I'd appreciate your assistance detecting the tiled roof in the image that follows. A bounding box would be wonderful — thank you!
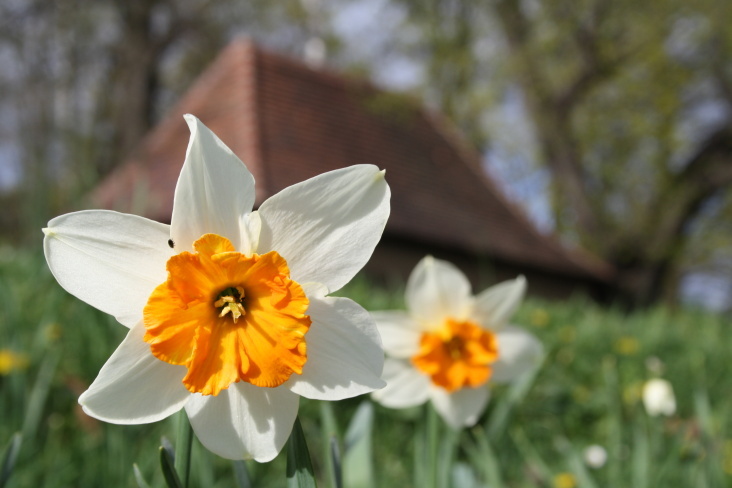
[93,39,613,282]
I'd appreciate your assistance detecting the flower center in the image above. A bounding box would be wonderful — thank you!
[214,286,246,322]
[411,318,498,392]
[143,233,311,396]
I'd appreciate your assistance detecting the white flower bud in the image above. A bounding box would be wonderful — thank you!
[642,378,676,417]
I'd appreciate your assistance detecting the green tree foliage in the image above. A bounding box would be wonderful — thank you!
[385,0,732,305]
[0,0,327,245]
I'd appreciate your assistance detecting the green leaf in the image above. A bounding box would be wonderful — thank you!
[286,417,317,488]
[486,361,542,438]
[343,401,374,488]
[174,411,193,488]
[21,350,60,441]
[160,444,183,488]
[0,433,22,488]
[465,426,504,488]
[329,436,342,488]
[320,402,341,488]
[233,460,252,488]
[132,463,152,488]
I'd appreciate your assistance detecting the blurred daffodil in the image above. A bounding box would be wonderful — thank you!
[43,115,390,461]
[642,378,676,417]
[371,256,542,428]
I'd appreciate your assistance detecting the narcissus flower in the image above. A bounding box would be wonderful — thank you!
[371,256,542,428]
[43,115,390,461]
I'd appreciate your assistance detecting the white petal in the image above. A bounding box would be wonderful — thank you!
[491,326,543,383]
[170,115,255,252]
[302,281,329,298]
[473,276,526,330]
[78,322,189,424]
[185,383,299,462]
[371,359,430,408]
[429,385,490,429]
[371,311,422,358]
[239,210,261,256]
[43,210,172,328]
[405,256,473,329]
[257,165,390,293]
[285,297,385,400]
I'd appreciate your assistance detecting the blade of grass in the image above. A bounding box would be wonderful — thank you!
[174,410,193,488]
[320,401,340,488]
[160,444,183,488]
[21,349,60,441]
[437,425,459,488]
[554,437,599,488]
[132,463,152,488]
[232,460,252,488]
[330,436,342,488]
[486,362,543,438]
[343,401,375,488]
[464,426,504,488]
[509,428,552,484]
[0,433,22,488]
[286,416,317,488]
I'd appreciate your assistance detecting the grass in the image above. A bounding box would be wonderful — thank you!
[1,244,731,487]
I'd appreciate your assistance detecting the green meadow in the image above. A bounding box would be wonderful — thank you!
[1,246,730,487]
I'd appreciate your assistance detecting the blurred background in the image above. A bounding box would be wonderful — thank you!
[1,0,732,310]
[1,1,732,486]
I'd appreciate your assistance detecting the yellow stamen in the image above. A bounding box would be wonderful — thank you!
[411,318,498,392]
[143,233,311,396]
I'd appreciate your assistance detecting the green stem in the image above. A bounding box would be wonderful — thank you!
[175,411,193,488]
[426,403,440,488]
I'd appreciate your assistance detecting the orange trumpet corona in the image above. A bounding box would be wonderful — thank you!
[143,234,311,396]
[412,318,498,392]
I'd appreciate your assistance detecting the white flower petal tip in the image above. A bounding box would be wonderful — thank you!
[429,386,490,429]
[642,378,676,417]
[78,323,189,424]
[42,210,172,328]
[405,256,473,328]
[171,114,256,252]
[371,359,430,408]
[186,384,299,462]
[256,164,390,293]
[473,275,527,330]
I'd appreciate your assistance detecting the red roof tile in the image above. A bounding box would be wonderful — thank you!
[93,39,613,282]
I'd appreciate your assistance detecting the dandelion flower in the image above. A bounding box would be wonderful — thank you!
[0,350,29,375]
[43,115,390,461]
[642,378,676,417]
[553,472,576,488]
[371,256,542,428]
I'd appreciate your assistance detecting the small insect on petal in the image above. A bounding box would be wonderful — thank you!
[168,239,175,248]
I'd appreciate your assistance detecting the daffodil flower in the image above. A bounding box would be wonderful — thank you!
[371,256,542,428]
[43,115,390,461]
